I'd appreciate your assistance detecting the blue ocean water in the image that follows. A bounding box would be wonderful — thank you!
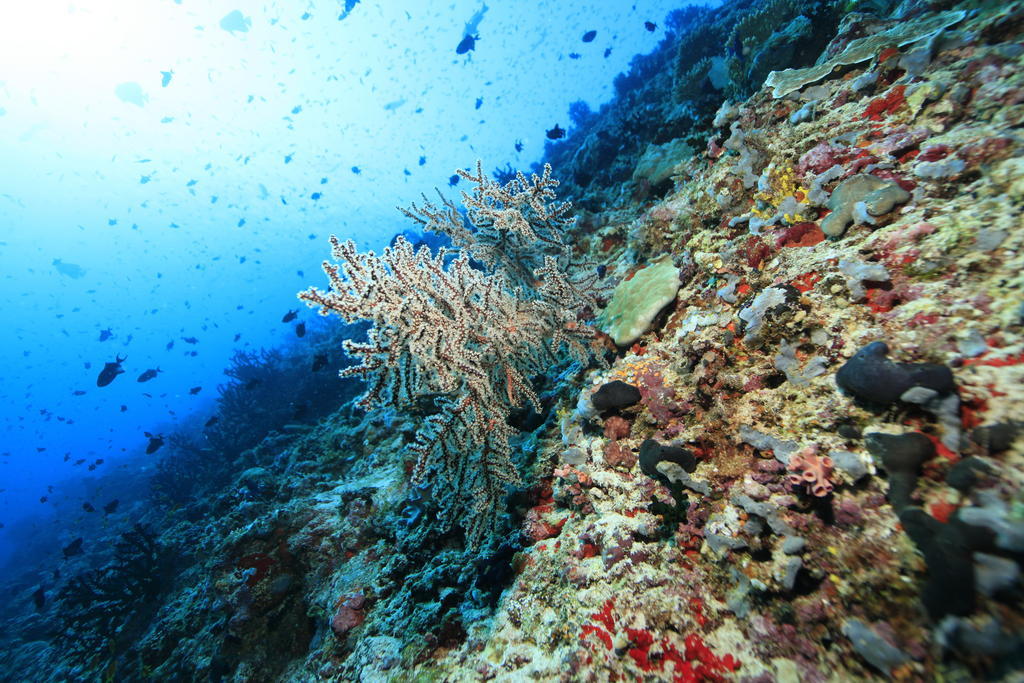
[0,0,700,635]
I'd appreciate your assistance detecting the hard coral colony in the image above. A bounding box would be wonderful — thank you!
[10,1,1024,682]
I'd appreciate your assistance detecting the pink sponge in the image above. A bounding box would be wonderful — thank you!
[788,446,834,497]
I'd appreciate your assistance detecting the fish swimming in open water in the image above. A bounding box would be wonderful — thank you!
[96,355,126,387]
[137,367,162,382]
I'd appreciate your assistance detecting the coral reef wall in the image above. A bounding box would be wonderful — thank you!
[4,1,1023,681]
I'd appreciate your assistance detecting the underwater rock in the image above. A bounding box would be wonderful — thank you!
[836,342,954,407]
[959,491,1024,553]
[738,424,800,465]
[974,553,1020,597]
[842,618,911,674]
[737,286,797,347]
[866,432,934,511]
[591,380,642,412]
[632,139,694,187]
[829,450,868,483]
[820,174,911,238]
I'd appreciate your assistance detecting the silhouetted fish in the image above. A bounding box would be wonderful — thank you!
[72,390,86,396]
[295,322,306,337]
[546,124,565,140]
[645,21,656,32]
[282,309,299,323]
[582,30,596,42]
[62,537,84,559]
[137,367,162,382]
[182,336,198,344]
[312,353,328,372]
[53,259,86,278]
[96,354,126,387]
[98,328,113,341]
[456,34,477,54]
[144,432,164,454]
[33,587,45,610]
[205,416,220,427]
[103,499,119,514]
[189,386,202,395]
[82,503,95,513]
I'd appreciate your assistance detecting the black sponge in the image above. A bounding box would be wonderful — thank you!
[591,380,642,412]
[836,341,954,407]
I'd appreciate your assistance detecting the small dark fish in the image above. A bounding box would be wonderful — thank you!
[312,352,328,372]
[597,264,608,279]
[455,34,477,54]
[74,459,86,466]
[514,140,524,153]
[53,258,86,279]
[39,496,48,503]
[120,405,128,412]
[189,386,202,395]
[604,47,612,58]
[87,464,96,471]
[281,309,298,323]
[33,586,45,610]
[182,336,198,344]
[166,340,175,350]
[448,174,459,187]
[161,70,173,87]
[295,322,306,337]
[144,432,164,454]
[569,52,581,60]
[96,354,126,387]
[582,30,596,42]
[644,21,656,32]
[234,333,241,341]
[244,378,263,389]
[474,97,483,110]
[82,502,95,513]
[103,499,119,514]
[63,454,70,462]
[94,458,104,465]
[98,328,113,341]
[62,537,84,558]
[205,416,220,427]
[72,390,86,396]
[136,367,162,382]
[546,124,566,140]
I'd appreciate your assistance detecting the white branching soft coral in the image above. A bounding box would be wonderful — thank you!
[299,162,602,545]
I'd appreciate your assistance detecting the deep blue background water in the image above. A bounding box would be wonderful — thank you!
[0,0,709,567]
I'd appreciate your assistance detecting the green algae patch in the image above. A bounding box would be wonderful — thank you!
[600,256,681,346]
